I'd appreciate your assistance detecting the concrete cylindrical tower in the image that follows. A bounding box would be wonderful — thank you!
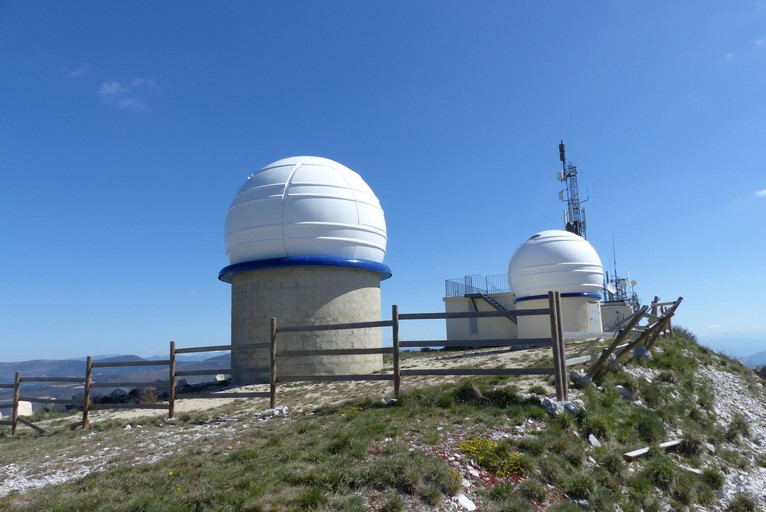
[508,230,603,339]
[219,156,391,384]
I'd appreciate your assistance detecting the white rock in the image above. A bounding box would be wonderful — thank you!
[456,493,477,511]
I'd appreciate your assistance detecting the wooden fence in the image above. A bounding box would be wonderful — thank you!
[1,293,682,436]
[272,291,568,403]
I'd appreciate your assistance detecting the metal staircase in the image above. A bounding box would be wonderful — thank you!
[466,293,517,324]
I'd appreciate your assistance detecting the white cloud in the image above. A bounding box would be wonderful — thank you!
[98,81,128,97]
[755,38,765,46]
[97,78,157,111]
[755,189,766,197]
[117,97,148,112]
[67,64,91,79]
[724,53,736,61]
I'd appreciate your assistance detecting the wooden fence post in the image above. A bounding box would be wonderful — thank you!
[270,318,277,409]
[554,292,568,401]
[12,372,20,436]
[548,292,565,401]
[392,305,400,399]
[645,297,683,351]
[168,341,176,418]
[82,356,93,429]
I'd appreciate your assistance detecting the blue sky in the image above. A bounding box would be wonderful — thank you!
[1,1,765,362]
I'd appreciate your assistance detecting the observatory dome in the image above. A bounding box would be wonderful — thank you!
[221,156,389,281]
[508,230,603,301]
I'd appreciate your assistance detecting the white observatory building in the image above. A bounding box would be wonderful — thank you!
[509,230,604,338]
[219,156,391,384]
[444,230,604,341]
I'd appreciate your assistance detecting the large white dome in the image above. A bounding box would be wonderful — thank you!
[508,230,603,300]
[224,156,387,266]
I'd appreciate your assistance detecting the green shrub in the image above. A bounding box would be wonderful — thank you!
[547,502,582,512]
[701,467,725,490]
[528,385,547,396]
[518,478,548,502]
[726,413,750,442]
[381,493,404,512]
[642,455,676,490]
[563,470,595,499]
[582,413,612,440]
[547,436,585,467]
[515,437,545,456]
[488,482,515,502]
[633,413,666,444]
[293,487,329,510]
[335,495,365,512]
[416,482,443,506]
[363,446,461,499]
[595,450,625,481]
[697,388,715,410]
[727,492,759,512]
[537,456,567,485]
[495,495,533,512]
[671,472,697,505]
[680,430,705,456]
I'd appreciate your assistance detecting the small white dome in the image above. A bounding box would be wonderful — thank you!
[225,156,387,265]
[508,230,603,299]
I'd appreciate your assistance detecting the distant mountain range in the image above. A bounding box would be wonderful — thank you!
[0,354,231,385]
[742,350,766,368]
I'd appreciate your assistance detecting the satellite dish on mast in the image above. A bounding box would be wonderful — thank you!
[630,280,638,287]
[606,282,617,294]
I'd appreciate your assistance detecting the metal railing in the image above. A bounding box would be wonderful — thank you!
[445,274,510,297]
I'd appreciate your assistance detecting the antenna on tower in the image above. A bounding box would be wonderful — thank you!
[556,140,587,239]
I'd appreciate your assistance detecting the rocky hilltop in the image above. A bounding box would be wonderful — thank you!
[1,330,764,511]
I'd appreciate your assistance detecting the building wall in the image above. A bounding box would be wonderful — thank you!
[230,267,383,383]
[601,303,636,332]
[517,296,603,339]
[443,293,518,341]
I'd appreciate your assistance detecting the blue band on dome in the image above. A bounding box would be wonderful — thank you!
[515,292,602,303]
[219,256,392,283]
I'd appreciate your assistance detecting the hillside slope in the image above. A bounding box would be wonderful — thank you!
[1,331,765,511]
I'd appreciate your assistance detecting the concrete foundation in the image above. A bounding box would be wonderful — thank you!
[517,296,603,339]
[230,267,383,383]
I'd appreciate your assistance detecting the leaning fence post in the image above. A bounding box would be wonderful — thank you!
[548,292,564,401]
[12,372,20,436]
[168,341,176,418]
[588,305,649,379]
[392,305,400,399]
[82,356,93,429]
[270,318,277,409]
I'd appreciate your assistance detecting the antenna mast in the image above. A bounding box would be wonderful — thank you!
[557,140,587,239]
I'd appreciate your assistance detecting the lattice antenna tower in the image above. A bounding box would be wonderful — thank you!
[557,140,587,239]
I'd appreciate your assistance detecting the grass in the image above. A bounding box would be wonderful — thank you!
[1,328,763,511]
